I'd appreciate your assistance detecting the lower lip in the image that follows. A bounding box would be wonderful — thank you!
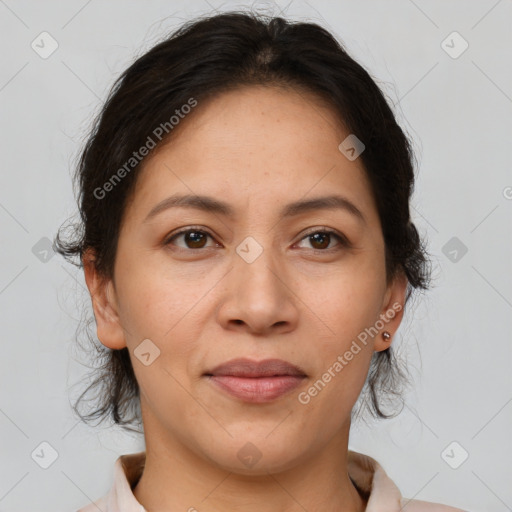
[207,375,305,403]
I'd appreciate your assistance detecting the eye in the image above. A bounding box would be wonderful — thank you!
[295,229,349,251]
[164,227,219,250]
[164,227,350,252]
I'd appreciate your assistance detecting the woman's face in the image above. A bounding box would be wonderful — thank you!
[85,85,407,473]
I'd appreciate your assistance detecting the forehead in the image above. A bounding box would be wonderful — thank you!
[126,85,377,225]
[165,84,348,161]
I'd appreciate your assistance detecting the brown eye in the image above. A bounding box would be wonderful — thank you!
[165,228,216,249]
[309,232,331,250]
[297,229,349,251]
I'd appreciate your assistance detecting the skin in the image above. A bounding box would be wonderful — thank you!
[83,85,408,512]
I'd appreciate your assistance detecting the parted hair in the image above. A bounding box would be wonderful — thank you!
[55,10,431,433]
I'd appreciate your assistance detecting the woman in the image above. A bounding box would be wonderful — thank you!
[56,10,468,512]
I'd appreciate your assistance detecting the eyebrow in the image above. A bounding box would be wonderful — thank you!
[143,193,366,224]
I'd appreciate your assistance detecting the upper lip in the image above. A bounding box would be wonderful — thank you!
[205,358,307,378]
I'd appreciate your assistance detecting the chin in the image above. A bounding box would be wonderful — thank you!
[201,437,308,476]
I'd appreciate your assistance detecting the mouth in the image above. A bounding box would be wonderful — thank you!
[204,358,307,403]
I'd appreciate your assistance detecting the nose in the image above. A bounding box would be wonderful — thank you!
[216,243,299,336]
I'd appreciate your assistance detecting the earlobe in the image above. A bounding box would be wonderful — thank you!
[82,249,127,350]
[374,271,408,352]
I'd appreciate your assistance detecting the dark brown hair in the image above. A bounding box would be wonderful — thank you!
[55,10,431,433]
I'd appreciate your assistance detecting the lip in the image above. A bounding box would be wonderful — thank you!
[204,358,307,403]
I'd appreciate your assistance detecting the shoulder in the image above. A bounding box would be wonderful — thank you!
[76,494,108,512]
[401,497,468,511]
[348,449,469,512]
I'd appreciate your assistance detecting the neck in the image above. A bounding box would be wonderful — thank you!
[133,421,367,512]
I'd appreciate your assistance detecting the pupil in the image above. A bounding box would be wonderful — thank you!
[312,233,329,249]
[187,231,205,248]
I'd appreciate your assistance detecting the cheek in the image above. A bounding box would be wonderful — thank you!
[303,330,374,430]
[114,255,208,369]
[313,333,374,391]
[115,252,206,340]
[302,267,384,391]
[120,280,201,414]
[309,267,385,337]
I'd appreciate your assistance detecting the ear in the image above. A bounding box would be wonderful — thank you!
[374,270,409,352]
[82,248,127,350]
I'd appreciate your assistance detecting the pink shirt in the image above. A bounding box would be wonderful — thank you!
[76,450,467,511]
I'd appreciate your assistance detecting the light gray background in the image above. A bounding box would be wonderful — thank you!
[1,1,511,511]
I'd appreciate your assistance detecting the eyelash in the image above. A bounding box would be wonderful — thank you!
[163,226,350,253]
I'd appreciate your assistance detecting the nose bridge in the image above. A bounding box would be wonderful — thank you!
[216,230,297,333]
[234,232,283,296]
